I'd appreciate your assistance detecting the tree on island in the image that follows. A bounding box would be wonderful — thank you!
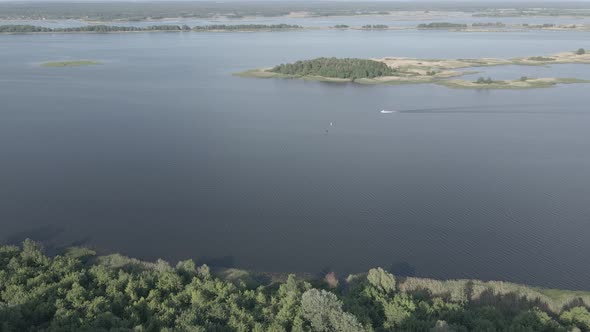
[270,57,397,79]
[476,77,494,84]
[417,22,468,29]
[361,24,388,29]
[576,48,586,55]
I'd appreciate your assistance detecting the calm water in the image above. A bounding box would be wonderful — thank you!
[1,30,590,290]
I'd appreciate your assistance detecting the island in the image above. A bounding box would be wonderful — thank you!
[236,50,590,89]
[2,239,590,331]
[40,60,101,67]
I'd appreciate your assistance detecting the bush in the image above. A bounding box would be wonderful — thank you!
[367,268,396,294]
[476,77,494,84]
[576,48,586,55]
[560,307,590,330]
[301,289,364,332]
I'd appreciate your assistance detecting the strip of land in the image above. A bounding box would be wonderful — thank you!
[237,51,590,89]
[40,60,101,67]
[4,22,590,35]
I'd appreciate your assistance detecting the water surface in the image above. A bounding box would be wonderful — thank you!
[1,30,590,290]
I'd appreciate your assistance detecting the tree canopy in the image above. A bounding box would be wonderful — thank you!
[269,57,397,80]
[1,240,590,331]
[417,22,468,29]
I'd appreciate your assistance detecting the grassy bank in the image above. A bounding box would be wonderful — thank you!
[438,77,590,89]
[2,240,590,331]
[40,60,101,67]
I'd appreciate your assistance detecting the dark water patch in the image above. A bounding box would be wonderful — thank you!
[3,225,65,245]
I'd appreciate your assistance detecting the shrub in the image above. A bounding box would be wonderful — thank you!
[367,268,396,294]
[301,289,364,332]
[560,307,590,330]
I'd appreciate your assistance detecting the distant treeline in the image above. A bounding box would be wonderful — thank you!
[0,24,187,33]
[192,24,302,31]
[270,57,397,79]
[0,24,302,33]
[472,22,507,27]
[361,24,389,29]
[417,22,468,29]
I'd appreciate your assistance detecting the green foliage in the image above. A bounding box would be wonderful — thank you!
[418,22,468,29]
[475,77,495,84]
[472,22,506,27]
[301,289,364,331]
[361,24,388,29]
[509,308,564,331]
[528,56,556,61]
[576,48,586,55]
[366,268,396,294]
[270,57,397,80]
[0,242,586,331]
[192,24,301,31]
[560,306,590,330]
[41,60,100,67]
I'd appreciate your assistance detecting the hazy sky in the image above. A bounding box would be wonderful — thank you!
[2,0,590,2]
[1,0,590,4]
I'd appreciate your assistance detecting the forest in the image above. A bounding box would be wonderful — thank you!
[417,23,468,29]
[192,24,302,31]
[2,240,590,331]
[0,24,301,33]
[270,58,397,79]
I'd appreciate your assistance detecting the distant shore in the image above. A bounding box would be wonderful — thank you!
[3,22,590,35]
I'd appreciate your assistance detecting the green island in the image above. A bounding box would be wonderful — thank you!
[236,50,590,89]
[40,60,101,67]
[2,240,590,331]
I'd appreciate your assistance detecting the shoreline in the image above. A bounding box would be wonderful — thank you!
[24,243,590,311]
[4,240,590,330]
